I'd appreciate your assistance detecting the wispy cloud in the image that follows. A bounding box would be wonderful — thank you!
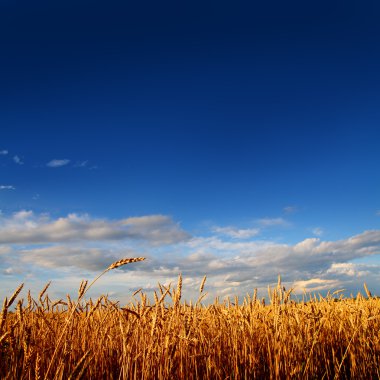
[0,150,8,155]
[13,155,24,165]
[47,159,70,167]
[312,227,324,236]
[212,226,260,239]
[0,185,15,190]
[283,205,298,214]
[257,217,289,227]
[376,210,380,216]
[73,160,88,168]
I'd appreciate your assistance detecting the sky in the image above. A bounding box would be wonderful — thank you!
[1,0,380,303]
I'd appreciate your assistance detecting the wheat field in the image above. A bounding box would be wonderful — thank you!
[1,258,379,379]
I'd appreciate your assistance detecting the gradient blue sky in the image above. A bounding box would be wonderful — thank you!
[1,1,380,301]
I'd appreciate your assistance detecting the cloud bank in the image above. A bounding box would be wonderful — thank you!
[1,211,380,301]
[0,211,190,245]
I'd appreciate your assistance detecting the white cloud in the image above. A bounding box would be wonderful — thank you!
[212,226,260,239]
[0,185,15,190]
[47,159,70,167]
[74,160,88,167]
[187,236,277,255]
[19,246,119,271]
[293,237,320,253]
[376,210,380,216]
[257,217,289,227]
[326,263,369,277]
[283,206,298,214]
[13,210,34,220]
[312,227,323,236]
[121,215,191,245]
[0,211,190,245]
[3,267,15,275]
[13,155,24,165]
[293,278,340,293]
[0,150,8,155]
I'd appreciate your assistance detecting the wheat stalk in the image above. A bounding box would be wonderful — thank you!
[363,283,372,298]
[39,281,51,306]
[7,283,24,308]
[78,280,88,300]
[199,275,207,294]
[0,298,8,333]
[44,257,146,380]
[174,273,182,308]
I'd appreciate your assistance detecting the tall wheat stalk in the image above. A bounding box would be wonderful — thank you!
[43,257,146,380]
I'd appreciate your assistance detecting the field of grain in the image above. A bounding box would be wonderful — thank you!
[1,258,379,379]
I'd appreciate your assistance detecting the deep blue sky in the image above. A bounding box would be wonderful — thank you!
[1,1,380,299]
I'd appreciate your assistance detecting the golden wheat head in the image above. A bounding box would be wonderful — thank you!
[107,257,146,271]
